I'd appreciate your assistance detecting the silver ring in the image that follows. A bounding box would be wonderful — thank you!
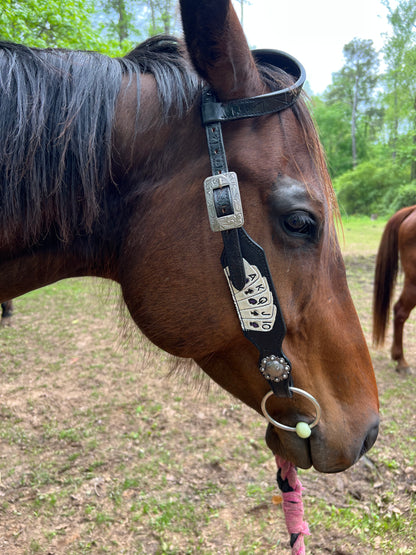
[261,387,321,433]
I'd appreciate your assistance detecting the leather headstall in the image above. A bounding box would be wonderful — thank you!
[201,49,306,398]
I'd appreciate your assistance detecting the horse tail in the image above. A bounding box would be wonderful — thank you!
[372,206,416,346]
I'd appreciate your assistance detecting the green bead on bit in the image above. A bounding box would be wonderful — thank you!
[296,421,311,439]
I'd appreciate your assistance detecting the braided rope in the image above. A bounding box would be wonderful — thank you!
[275,454,310,554]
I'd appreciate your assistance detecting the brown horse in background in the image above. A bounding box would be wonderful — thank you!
[373,205,416,373]
[0,0,379,473]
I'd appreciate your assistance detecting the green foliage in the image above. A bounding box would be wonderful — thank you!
[383,181,416,212]
[312,0,416,214]
[312,97,353,177]
[328,38,379,107]
[0,0,103,49]
[334,160,408,216]
[324,38,379,170]
[143,0,180,36]
[0,0,179,54]
[380,0,416,180]
[100,0,137,45]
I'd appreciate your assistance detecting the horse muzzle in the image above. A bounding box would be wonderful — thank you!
[265,413,380,473]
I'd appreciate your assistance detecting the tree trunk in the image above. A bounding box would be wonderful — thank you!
[150,2,156,33]
[351,74,359,169]
[411,94,416,181]
[391,82,398,160]
[115,0,128,45]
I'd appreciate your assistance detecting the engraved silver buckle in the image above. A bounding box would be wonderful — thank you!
[204,172,244,232]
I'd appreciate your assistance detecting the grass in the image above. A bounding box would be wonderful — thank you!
[309,213,416,554]
[338,214,388,256]
[0,214,415,553]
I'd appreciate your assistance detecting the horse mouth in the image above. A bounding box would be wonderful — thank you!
[265,423,313,470]
[264,423,354,473]
[265,415,380,473]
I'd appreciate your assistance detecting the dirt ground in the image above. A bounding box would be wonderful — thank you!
[0,256,415,554]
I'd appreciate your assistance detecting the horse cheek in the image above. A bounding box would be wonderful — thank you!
[119,225,243,359]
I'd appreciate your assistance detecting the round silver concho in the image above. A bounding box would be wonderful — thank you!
[259,355,291,383]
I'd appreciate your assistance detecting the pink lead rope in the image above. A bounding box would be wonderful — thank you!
[275,454,310,554]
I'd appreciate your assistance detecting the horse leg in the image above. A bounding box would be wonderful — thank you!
[1,300,13,326]
[391,281,416,374]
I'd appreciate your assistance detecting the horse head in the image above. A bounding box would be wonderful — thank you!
[0,0,378,474]
[117,0,379,472]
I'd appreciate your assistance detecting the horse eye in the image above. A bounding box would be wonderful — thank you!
[282,211,315,237]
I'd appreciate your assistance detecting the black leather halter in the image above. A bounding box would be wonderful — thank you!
[201,49,305,399]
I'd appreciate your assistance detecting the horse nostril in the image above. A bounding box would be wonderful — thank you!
[360,420,379,457]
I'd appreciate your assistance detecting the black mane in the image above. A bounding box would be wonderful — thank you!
[0,36,199,246]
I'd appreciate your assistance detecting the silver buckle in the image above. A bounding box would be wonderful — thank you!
[204,172,244,232]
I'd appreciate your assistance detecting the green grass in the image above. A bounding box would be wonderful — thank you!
[339,214,388,255]
[311,213,416,554]
[1,215,415,553]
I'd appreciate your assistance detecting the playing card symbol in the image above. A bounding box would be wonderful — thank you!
[224,259,277,332]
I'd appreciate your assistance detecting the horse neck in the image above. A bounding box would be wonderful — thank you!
[0,75,205,302]
[0,224,123,299]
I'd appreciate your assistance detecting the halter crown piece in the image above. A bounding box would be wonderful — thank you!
[201,49,321,439]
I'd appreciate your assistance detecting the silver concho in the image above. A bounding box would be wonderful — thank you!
[260,354,291,383]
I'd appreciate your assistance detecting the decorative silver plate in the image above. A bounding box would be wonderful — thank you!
[204,172,244,232]
[224,258,277,332]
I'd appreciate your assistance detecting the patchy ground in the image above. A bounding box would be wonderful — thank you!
[0,255,415,554]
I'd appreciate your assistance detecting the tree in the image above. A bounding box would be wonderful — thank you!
[98,0,144,50]
[312,97,352,178]
[0,0,103,49]
[145,0,180,35]
[382,0,416,179]
[100,0,131,46]
[326,38,379,169]
[98,0,180,50]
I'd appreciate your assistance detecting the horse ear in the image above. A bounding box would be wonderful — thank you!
[180,0,263,100]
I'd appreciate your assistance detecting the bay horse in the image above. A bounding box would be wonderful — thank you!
[373,204,416,373]
[0,0,379,473]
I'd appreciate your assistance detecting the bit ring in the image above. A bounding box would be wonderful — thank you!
[261,387,321,435]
